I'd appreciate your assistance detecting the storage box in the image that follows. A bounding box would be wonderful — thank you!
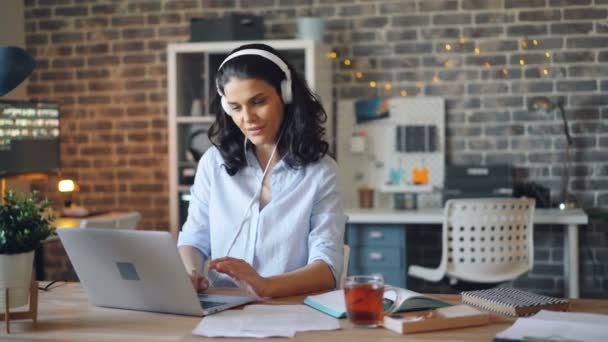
[190,14,264,42]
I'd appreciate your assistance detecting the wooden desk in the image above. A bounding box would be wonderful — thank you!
[346,208,588,299]
[5,283,608,341]
[55,212,125,229]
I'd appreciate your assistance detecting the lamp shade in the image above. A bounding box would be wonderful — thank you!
[0,46,36,96]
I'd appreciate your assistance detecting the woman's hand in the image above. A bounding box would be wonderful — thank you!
[189,269,209,292]
[209,257,269,297]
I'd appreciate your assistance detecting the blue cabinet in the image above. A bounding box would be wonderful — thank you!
[345,224,407,288]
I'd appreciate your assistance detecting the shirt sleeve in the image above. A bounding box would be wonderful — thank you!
[177,147,215,259]
[307,157,347,288]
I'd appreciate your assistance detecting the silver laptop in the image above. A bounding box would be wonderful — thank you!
[57,228,257,316]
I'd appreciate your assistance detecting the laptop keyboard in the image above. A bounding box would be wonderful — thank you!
[198,294,227,309]
[200,301,226,309]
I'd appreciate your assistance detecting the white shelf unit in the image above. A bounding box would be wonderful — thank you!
[167,39,333,235]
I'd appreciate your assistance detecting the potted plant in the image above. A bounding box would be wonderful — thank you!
[0,190,56,309]
[297,0,324,42]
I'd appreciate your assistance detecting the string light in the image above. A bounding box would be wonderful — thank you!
[326,36,552,96]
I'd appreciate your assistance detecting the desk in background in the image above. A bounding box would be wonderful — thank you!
[5,282,608,341]
[55,211,123,228]
[345,208,588,299]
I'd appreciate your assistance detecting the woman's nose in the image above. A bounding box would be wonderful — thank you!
[242,105,257,121]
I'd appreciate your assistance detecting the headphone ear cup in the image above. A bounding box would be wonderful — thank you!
[281,80,292,104]
[221,96,231,115]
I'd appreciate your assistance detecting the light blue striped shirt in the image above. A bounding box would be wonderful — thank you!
[177,146,346,287]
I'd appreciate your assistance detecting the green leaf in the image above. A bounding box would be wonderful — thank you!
[0,190,56,254]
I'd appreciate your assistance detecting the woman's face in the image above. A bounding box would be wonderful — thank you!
[223,77,285,148]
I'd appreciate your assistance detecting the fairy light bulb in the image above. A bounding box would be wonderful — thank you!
[356,71,363,79]
[474,47,481,55]
[369,81,377,88]
[545,52,551,58]
[445,43,452,51]
[344,59,351,66]
[519,58,525,65]
[384,83,392,90]
[401,90,408,97]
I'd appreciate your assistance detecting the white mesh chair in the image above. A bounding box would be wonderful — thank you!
[339,245,350,288]
[409,198,535,284]
[79,211,142,230]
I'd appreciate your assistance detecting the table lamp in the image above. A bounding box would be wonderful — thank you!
[58,179,76,208]
[0,46,36,96]
[528,96,576,210]
[58,179,89,217]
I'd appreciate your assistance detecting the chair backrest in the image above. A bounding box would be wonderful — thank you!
[440,198,535,283]
[80,211,142,230]
[339,244,350,288]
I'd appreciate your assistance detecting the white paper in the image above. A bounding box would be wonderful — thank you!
[437,304,483,318]
[495,310,608,342]
[193,304,340,338]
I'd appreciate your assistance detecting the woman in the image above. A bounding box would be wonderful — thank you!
[178,43,346,298]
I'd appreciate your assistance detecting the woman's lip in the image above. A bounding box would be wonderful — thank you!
[248,127,263,136]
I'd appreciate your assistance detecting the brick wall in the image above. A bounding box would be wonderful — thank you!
[22,0,607,296]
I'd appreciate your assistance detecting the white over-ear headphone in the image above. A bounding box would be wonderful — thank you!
[216,48,293,115]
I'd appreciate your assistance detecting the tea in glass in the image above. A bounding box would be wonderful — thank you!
[343,275,385,328]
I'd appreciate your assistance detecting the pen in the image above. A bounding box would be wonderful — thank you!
[522,335,582,342]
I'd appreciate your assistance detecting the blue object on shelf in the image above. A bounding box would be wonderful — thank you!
[354,96,389,124]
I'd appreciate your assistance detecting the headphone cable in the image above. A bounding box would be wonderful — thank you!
[225,134,282,257]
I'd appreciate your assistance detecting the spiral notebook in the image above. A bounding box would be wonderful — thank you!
[461,287,569,317]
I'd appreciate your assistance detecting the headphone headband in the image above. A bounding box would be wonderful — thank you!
[216,48,293,115]
[217,49,292,84]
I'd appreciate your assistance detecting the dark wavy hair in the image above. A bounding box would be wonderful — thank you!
[208,43,328,176]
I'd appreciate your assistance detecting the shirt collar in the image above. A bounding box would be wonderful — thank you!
[244,147,288,173]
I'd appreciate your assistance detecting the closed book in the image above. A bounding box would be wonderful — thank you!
[461,287,570,317]
[383,304,490,334]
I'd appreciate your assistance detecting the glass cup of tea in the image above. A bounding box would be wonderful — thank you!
[343,274,399,328]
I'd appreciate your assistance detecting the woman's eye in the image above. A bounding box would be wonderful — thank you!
[253,99,265,105]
